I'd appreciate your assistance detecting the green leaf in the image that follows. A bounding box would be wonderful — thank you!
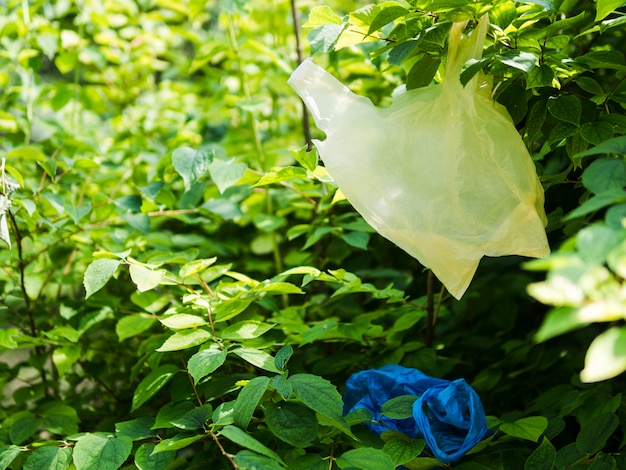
[9,411,40,445]
[576,135,626,158]
[525,100,548,145]
[526,64,554,89]
[0,445,21,470]
[222,321,275,341]
[274,344,293,371]
[291,146,318,172]
[406,55,441,90]
[272,375,293,400]
[381,395,418,419]
[115,418,157,441]
[266,401,318,447]
[159,314,207,330]
[302,5,343,28]
[208,158,247,193]
[233,376,270,430]
[234,450,285,470]
[499,51,538,72]
[155,329,212,352]
[382,438,426,466]
[582,158,626,194]
[65,202,92,224]
[214,299,252,322]
[564,190,626,220]
[288,373,350,434]
[576,412,619,454]
[336,448,396,470]
[131,364,180,412]
[41,402,79,436]
[500,416,548,442]
[534,307,588,342]
[548,94,582,126]
[151,434,205,455]
[83,259,122,298]
[288,454,327,470]
[172,146,211,192]
[307,24,345,54]
[129,265,165,292]
[220,425,285,464]
[368,5,409,34]
[231,348,281,373]
[179,257,217,278]
[596,0,626,21]
[524,436,556,470]
[134,443,175,470]
[23,446,72,470]
[52,345,81,377]
[116,315,156,342]
[581,327,626,382]
[580,122,614,145]
[171,404,212,430]
[403,457,444,469]
[73,434,133,470]
[187,346,228,384]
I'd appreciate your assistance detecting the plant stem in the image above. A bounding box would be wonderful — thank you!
[289,0,312,150]
[426,270,434,347]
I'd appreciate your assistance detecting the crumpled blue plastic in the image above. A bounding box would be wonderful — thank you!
[343,364,489,464]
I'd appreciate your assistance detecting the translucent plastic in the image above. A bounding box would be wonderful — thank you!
[288,16,550,299]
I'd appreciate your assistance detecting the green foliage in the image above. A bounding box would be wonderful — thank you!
[1,0,626,468]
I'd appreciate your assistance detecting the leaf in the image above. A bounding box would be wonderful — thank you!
[159,314,207,330]
[134,443,175,470]
[0,445,21,470]
[171,405,212,430]
[582,158,626,194]
[307,24,345,54]
[83,258,122,298]
[220,425,285,464]
[155,329,212,352]
[231,348,281,373]
[368,5,409,34]
[526,64,555,89]
[274,344,293,371]
[272,375,293,400]
[406,55,441,90]
[234,450,285,470]
[129,265,165,292]
[580,122,614,145]
[286,454,327,470]
[222,320,275,341]
[41,402,79,436]
[580,327,626,382]
[525,100,548,145]
[9,412,40,444]
[208,158,247,193]
[403,457,444,469]
[65,202,92,224]
[151,434,205,454]
[115,417,157,441]
[73,433,133,470]
[576,136,626,158]
[576,412,619,454]
[131,364,180,412]
[564,190,626,220]
[524,436,556,470]
[213,299,252,323]
[23,446,72,470]
[52,345,81,377]
[266,401,318,447]
[336,448,396,470]
[499,51,538,72]
[187,346,228,384]
[382,438,426,466]
[116,315,156,342]
[381,395,418,419]
[172,146,211,192]
[233,376,270,430]
[547,95,582,126]
[596,0,626,21]
[500,416,548,442]
[179,257,217,278]
[302,5,343,28]
[534,307,588,342]
[288,373,350,434]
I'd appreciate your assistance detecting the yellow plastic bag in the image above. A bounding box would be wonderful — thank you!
[288,16,550,299]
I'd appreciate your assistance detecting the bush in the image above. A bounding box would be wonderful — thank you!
[1,0,626,468]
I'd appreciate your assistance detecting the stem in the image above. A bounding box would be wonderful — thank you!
[209,430,239,469]
[178,351,204,406]
[426,271,434,348]
[289,0,312,150]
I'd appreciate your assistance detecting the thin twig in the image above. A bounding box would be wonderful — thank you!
[425,270,434,348]
[289,0,312,150]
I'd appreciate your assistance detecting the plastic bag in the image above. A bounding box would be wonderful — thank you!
[288,15,550,299]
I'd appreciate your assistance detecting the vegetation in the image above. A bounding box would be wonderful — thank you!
[1,0,626,468]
